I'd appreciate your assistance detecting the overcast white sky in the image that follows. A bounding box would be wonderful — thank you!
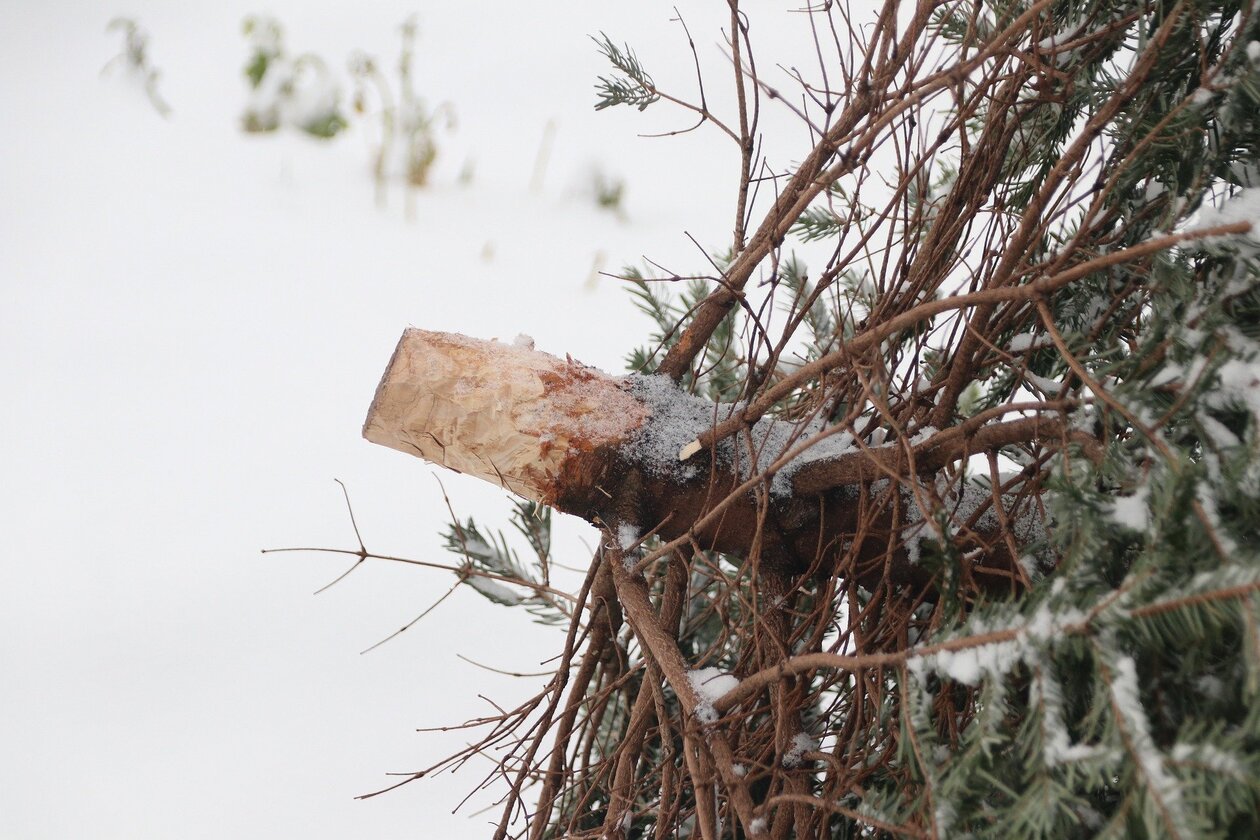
[0,2,828,836]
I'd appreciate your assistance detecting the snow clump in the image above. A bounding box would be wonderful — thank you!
[688,667,739,704]
[1189,186,1260,254]
[620,374,860,496]
[617,522,640,551]
[782,732,817,768]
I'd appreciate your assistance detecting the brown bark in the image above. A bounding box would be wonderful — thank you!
[364,328,1037,593]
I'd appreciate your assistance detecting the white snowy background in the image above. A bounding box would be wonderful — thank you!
[0,1,830,836]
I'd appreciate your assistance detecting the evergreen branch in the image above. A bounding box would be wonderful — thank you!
[716,575,1260,714]
[592,34,659,112]
[1130,580,1260,619]
[791,205,846,243]
[681,221,1253,459]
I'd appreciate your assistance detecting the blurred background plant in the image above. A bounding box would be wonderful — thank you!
[240,15,347,139]
[590,166,627,217]
[101,17,171,117]
[235,13,455,215]
[349,15,456,209]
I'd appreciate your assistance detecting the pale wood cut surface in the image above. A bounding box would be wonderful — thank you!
[363,328,648,503]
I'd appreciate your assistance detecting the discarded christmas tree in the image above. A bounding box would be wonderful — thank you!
[360,3,1260,837]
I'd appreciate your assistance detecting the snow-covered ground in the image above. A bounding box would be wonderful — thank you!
[0,1,778,836]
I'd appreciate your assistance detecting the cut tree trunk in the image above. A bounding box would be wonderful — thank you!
[364,328,1036,593]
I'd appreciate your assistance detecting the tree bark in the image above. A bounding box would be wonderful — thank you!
[364,328,1034,593]
[363,328,649,505]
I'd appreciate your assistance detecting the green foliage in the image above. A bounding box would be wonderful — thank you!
[241,16,279,89]
[441,500,568,626]
[299,109,349,140]
[593,168,626,213]
[776,254,845,359]
[102,17,171,117]
[239,15,348,139]
[879,219,1260,835]
[791,206,845,243]
[349,16,455,190]
[592,34,659,112]
[790,186,863,243]
[237,13,454,205]
[623,262,744,401]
